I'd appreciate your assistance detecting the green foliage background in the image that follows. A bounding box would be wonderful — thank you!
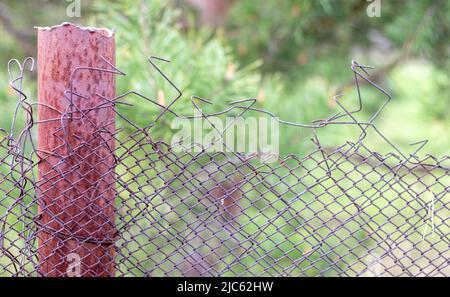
[0,0,448,276]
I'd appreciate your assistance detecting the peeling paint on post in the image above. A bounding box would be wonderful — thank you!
[37,23,116,276]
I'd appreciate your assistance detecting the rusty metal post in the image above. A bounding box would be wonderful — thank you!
[37,23,116,276]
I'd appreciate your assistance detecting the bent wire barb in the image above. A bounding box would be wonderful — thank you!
[0,54,448,277]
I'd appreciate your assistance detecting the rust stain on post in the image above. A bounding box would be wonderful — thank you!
[37,23,116,276]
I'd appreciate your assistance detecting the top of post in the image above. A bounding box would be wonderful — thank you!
[35,22,114,38]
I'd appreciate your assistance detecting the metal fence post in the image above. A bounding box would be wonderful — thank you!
[37,23,116,276]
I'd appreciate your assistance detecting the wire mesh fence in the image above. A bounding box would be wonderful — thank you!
[0,53,448,277]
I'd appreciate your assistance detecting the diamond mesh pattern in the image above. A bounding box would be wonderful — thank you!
[0,58,448,277]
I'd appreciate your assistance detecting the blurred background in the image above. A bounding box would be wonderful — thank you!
[0,0,449,277]
[0,0,449,156]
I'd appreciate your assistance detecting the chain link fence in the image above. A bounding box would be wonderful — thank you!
[0,55,448,277]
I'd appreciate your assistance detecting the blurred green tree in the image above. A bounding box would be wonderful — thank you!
[0,0,448,154]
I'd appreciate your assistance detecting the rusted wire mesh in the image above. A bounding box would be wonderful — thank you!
[0,57,448,276]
